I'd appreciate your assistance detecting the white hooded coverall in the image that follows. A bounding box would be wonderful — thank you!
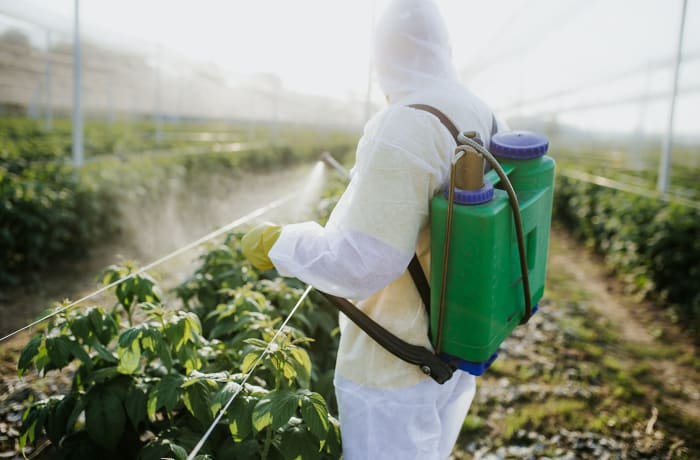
[269,0,504,458]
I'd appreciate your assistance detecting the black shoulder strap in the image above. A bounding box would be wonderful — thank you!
[408,255,430,315]
[405,104,463,315]
[409,103,498,141]
[408,104,460,143]
[321,292,454,384]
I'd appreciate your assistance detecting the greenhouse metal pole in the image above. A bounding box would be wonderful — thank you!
[155,44,163,145]
[44,30,53,131]
[657,0,687,193]
[72,0,84,167]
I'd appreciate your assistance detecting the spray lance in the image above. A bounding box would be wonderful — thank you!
[320,151,350,180]
[318,117,555,382]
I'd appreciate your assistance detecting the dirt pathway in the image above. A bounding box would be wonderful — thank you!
[549,227,700,420]
[549,229,654,345]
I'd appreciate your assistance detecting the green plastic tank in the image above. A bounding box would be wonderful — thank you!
[430,131,555,375]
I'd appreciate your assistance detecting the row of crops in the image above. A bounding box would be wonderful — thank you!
[552,153,700,334]
[0,117,356,287]
[0,117,189,163]
[0,117,347,162]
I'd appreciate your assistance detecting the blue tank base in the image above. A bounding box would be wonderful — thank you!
[439,303,540,376]
[440,351,499,376]
[530,303,539,315]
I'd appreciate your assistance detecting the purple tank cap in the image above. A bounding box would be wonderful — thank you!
[490,131,549,160]
[445,179,494,205]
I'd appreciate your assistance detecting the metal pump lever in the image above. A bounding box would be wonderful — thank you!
[320,152,350,180]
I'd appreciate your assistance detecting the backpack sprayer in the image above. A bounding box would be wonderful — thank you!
[320,105,555,383]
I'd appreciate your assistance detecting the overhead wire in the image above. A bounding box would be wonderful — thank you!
[559,168,700,210]
[495,50,700,113]
[463,0,598,80]
[514,84,700,117]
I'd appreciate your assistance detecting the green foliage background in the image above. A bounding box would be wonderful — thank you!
[553,173,700,333]
[0,117,355,287]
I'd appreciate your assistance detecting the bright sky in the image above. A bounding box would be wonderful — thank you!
[1,0,698,136]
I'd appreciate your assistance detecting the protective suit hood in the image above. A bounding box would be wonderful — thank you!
[373,0,460,102]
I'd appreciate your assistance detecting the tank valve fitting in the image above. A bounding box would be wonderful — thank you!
[446,132,493,205]
[455,148,485,191]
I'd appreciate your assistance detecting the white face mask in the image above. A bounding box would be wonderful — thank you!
[373,0,459,102]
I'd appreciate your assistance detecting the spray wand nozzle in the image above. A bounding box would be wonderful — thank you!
[320,151,350,180]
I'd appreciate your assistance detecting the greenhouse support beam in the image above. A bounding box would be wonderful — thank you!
[657,0,687,193]
[72,0,83,167]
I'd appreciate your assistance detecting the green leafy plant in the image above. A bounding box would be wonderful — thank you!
[17,234,342,459]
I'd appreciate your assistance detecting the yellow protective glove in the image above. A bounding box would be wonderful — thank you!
[241,223,282,271]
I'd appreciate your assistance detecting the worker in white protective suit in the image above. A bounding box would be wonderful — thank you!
[242,0,505,458]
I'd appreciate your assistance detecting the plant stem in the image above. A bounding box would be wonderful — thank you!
[261,427,273,460]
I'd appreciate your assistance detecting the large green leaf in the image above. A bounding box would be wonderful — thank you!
[227,393,256,442]
[118,326,143,348]
[125,385,148,429]
[64,396,87,433]
[87,308,118,345]
[169,442,188,460]
[117,334,141,374]
[87,365,119,384]
[64,339,92,367]
[252,390,298,433]
[289,347,311,383]
[298,391,329,441]
[270,354,297,382]
[211,381,240,416]
[19,404,48,448]
[140,326,160,353]
[165,316,187,352]
[85,386,126,450]
[323,416,343,458]
[177,344,202,374]
[17,335,42,377]
[91,342,117,363]
[279,424,322,460]
[155,337,173,370]
[45,394,76,445]
[147,374,185,420]
[68,314,91,342]
[183,380,212,425]
[217,439,259,460]
[45,336,73,369]
[240,351,260,374]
